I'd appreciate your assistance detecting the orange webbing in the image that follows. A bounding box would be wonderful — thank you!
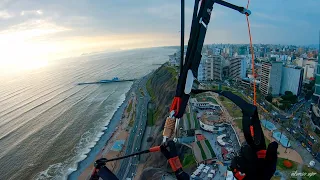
[246,0,256,106]
[168,156,182,172]
[250,125,254,137]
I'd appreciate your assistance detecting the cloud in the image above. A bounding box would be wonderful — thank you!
[0,0,11,9]
[0,19,72,68]
[0,10,13,19]
[20,10,43,16]
[0,19,70,42]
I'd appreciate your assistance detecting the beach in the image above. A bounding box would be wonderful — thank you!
[78,89,138,179]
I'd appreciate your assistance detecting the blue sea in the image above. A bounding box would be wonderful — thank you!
[0,47,176,180]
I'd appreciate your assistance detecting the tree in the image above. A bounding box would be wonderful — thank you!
[279,100,292,110]
[285,91,293,96]
[266,94,273,102]
[305,121,311,136]
[312,143,320,154]
[305,91,313,100]
[281,94,297,104]
[303,80,315,100]
[300,113,307,127]
[288,118,294,129]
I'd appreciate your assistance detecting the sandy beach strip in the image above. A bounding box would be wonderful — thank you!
[78,94,137,180]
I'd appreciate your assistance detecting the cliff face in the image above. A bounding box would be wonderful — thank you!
[141,65,177,179]
[150,65,177,126]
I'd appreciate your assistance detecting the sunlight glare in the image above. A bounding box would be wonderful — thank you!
[0,20,69,72]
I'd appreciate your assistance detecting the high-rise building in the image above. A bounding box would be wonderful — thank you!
[313,31,320,101]
[260,61,283,96]
[240,59,247,78]
[169,53,179,67]
[238,46,247,55]
[280,66,304,95]
[310,31,320,133]
[303,65,316,81]
[198,56,206,82]
[229,57,241,80]
[205,55,225,81]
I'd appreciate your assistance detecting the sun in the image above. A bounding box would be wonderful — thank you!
[0,20,70,73]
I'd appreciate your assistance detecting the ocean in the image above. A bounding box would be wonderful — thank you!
[0,47,176,180]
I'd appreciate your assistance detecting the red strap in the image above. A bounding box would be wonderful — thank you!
[256,150,267,159]
[170,97,181,116]
[91,168,98,176]
[250,125,254,137]
[149,146,160,152]
[168,156,182,172]
[234,170,246,180]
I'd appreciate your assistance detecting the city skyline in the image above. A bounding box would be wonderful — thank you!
[0,0,319,71]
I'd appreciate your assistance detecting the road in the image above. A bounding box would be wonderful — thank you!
[116,75,150,179]
[227,85,320,169]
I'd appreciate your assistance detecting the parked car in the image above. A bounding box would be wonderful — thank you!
[309,135,315,140]
[307,148,311,152]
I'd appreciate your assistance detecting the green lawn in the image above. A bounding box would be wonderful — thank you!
[197,141,207,160]
[196,96,218,104]
[221,100,242,117]
[265,135,270,146]
[271,176,281,180]
[231,90,250,103]
[193,113,200,129]
[204,140,216,158]
[301,165,320,180]
[207,97,218,104]
[222,86,231,91]
[182,154,196,168]
[235,118,243,130]
[276,158,298,171]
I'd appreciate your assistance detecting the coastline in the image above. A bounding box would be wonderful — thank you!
[68,80,137,180]
[78,89,137,180]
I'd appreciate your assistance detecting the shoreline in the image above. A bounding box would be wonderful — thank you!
[78,90,137,179]
[77,72,152,180]
[68,80,137,180]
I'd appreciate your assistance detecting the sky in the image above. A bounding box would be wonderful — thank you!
[0,0,319,71]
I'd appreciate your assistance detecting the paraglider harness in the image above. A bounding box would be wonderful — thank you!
[90,0,278,179]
